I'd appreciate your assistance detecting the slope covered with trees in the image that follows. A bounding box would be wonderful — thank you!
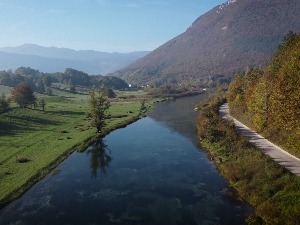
[227,32,300,158]
[115,0,300,87]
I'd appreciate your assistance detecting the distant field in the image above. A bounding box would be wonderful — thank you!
[0,85,12,95]
[0,87,150,206]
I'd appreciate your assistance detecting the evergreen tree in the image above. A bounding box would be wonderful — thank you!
[0,93,10,113]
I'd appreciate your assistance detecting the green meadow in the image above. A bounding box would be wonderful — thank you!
[0,86,150,206]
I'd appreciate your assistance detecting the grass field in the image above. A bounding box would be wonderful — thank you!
[0,85,12,95]
[0,86,151,206]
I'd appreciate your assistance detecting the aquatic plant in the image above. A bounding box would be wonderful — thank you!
[89,189,128,200]
[148,198,182,225]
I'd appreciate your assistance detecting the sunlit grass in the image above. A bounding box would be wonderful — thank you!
[0,87,146,206]
[0,85,12,95]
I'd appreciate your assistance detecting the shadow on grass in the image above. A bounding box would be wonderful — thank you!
[9,115,62,125]
[48,110,86,116]
[0,116,62,136]
[0,121,36,136]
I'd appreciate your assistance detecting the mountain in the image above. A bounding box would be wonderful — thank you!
[0,44,149,75]
[114,0,300,86]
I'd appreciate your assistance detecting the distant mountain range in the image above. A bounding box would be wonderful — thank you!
[0,44,149,75]
[114,0,300,86]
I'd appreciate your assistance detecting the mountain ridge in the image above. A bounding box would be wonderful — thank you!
[114,0,300,86]
[0,44,150,75]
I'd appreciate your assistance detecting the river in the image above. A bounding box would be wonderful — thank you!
[0,95,252,225]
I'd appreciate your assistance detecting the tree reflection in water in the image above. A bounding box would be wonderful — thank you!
[86,139,112,177]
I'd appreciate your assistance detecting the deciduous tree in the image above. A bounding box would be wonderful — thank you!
[88,89,110,133]
[11,82,36,108]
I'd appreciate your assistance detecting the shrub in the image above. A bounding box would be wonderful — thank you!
[16,157,30,163]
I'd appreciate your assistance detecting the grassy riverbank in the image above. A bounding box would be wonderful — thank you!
[0,87,152,207]
[196,96,300,225]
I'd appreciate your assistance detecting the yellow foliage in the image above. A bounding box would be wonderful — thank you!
[227,32,300,157]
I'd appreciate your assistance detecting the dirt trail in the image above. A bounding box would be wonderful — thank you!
[219,103,300,176]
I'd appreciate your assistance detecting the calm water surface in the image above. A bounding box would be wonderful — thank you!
[0,95,252,225]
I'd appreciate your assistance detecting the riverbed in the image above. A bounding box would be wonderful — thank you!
[0,95,252,225]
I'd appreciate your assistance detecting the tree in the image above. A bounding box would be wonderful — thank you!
[0,93,10,113]
[36,78,45,93]
[39,99,46,111]
[43,75,52,87]
[268,40,300,132]
[100,87,116,98]
[11,82,36,108]
[140,99,146,112]
[250,78,268,131]
[45,87,53,96]
[88,89,110,133]
[15,67,39,76]
[69,85,76,94]
[227,74,247,115]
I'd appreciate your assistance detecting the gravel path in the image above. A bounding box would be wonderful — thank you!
[219,103,300,176]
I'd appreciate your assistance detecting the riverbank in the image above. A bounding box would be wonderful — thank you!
[196,97,300,225]
[0,89,154,207]
[220,103,300,176]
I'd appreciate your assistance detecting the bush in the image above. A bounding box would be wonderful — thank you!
[16,157,30,163]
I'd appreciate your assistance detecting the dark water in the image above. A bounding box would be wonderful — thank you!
[0,95,252,225]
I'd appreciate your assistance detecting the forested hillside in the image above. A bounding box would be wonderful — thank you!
[115,0,300,87]
[227,32,300,158]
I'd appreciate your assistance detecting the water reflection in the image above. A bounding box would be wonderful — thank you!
[85,139,112,177]
[148,95,207,144]
[0,95,252,225]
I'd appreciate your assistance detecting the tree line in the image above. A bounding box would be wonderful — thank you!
[227,31,300,157]
[0,67,129,93]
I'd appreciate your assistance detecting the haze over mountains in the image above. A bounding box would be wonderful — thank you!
[114,0,300,86]
[0,44,149,75]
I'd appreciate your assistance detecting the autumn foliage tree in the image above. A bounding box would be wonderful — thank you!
[267,32,300,132]
[227,32,300,157]
[11,82,36,108]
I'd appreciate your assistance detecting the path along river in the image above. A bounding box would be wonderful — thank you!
[0,95,252,225]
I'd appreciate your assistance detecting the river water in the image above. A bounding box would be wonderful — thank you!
[0,95,252,225]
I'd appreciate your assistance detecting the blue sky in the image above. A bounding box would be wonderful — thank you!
[0,0,225,52]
